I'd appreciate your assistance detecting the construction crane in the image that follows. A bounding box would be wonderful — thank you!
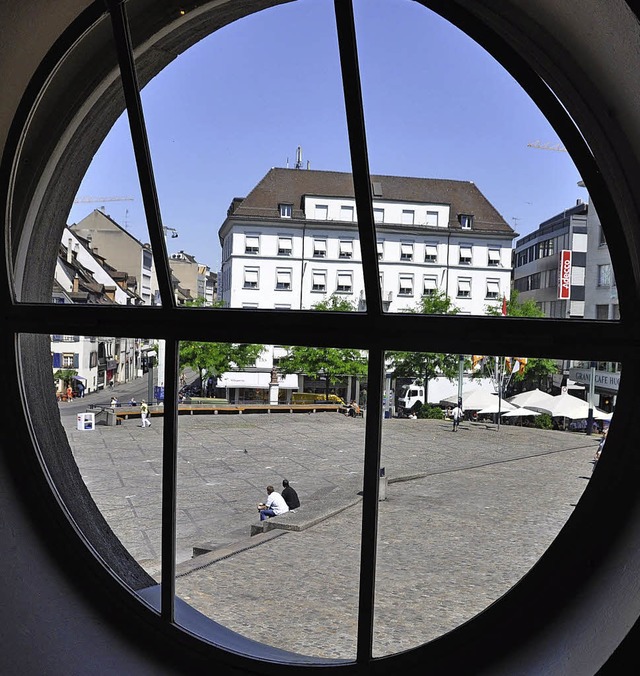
[73,196,134,203]
[527,140,567,152]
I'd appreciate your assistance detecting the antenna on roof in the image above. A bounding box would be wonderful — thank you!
[295,146,303,169]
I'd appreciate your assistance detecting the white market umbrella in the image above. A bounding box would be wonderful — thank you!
[508,388,555,408]
[478,400,519,414]
[530,392,608,420]
[501,407,541,417]
[442,389,501,410]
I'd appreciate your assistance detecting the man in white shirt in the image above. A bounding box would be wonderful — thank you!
[257,485,289,521]
[451,403,463,431]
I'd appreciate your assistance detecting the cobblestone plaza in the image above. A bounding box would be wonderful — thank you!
[61,409,599,660]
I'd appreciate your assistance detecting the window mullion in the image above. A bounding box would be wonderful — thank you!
[356,347,385,664]
[160,339,179,622]
[105,0,175,309]
[334,0,382,316]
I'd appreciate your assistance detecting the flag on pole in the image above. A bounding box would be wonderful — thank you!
[501,295,508,316]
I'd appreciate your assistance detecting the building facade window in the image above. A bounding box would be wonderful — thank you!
[315,204,328,220]
[488,248,501,266]
[596,304,609,320]
[400,242,413,261]
[457,278,472,298]
[279,203,293,218]
[402,209,415,225]
[538,238,555,258]
[243,267,259,289]
[311,270,326,292]
[426,211,439,227]
[377,241,384,260]
[398,274,414,296]
[339,240,354,259]
[340,205,354,222]
[459,214,474,229]
[244,234,260,255]
[62,353,78,368]
[277,236,292,256]
[424,244,438,263]
[313,239,327,258]
[336,271,353,293]
[275,269,292,290]
[373,208,384,223]
[597,264,611,287]
[459,245,472,265]
[486,279,500,299]
[423,276,437,296]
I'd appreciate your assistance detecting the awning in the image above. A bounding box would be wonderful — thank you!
[217,372,299,390]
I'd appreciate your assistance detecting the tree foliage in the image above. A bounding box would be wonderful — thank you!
[387,291,461,400]
[311,294,358,312]
[278,295,366,399]
[53,369,77,386]
[484,290,556,393]
[179,342,265,395]
[485,289,544,318]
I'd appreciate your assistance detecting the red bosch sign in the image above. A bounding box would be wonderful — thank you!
[558,249,572,299]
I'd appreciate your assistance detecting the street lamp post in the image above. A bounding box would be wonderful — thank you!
[587,360,596,436]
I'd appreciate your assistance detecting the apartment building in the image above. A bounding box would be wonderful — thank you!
[218,168,516,315]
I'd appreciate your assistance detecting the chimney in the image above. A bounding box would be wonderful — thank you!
[67,238,73,263]
[72,274,79,293]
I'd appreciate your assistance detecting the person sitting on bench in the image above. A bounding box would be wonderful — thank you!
[257,485,289,521]
[281,479,300,510]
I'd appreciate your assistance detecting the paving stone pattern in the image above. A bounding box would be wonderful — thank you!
[62,411,599,660]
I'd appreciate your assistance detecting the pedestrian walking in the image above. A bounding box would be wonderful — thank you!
[66,385,73,402]
[140,400,151,428]
[451,402,463,431]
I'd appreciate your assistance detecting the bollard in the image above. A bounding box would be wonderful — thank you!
[379,466,387,501]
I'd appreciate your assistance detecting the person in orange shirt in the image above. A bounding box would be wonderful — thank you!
[66,385,73,402]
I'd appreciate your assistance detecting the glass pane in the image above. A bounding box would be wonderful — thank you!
[51,333,165,577]
[373,349,616,655]
[174,341,368,659]
[133,0,362,313]
[352,0,616,320]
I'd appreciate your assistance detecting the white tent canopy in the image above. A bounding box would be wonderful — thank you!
[508,388,555,408]
[477,400,518,414]
[502,407,541,417]
[441,389,501,410]
[528,392,609,420]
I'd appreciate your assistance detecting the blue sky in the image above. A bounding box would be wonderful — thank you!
[68,0,583,270]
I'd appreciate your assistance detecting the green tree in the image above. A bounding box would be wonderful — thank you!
[278,346,368,401]
[311,294,358,312]
[485,289,544,318]
[179,342,265,396]
[387,291,461,405]
[279,295,366,401]
[53,369,77,388]
[485,290,557,394]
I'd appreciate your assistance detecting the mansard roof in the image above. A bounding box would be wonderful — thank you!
[226,167,514,235]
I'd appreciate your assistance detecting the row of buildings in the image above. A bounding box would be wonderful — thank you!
[51,209,217,396]
[216,167,617,410]
[54,166,618,410]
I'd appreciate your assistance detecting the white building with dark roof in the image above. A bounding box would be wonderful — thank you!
[218,168,516,315]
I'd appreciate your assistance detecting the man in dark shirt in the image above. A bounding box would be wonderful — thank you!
[281,479,300,510]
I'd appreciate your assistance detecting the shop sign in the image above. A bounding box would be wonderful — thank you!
[558,249,572,299]
[569,368,620,392]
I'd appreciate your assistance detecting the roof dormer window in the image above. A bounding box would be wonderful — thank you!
[279,203,293,218]
[459,214,474,229]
